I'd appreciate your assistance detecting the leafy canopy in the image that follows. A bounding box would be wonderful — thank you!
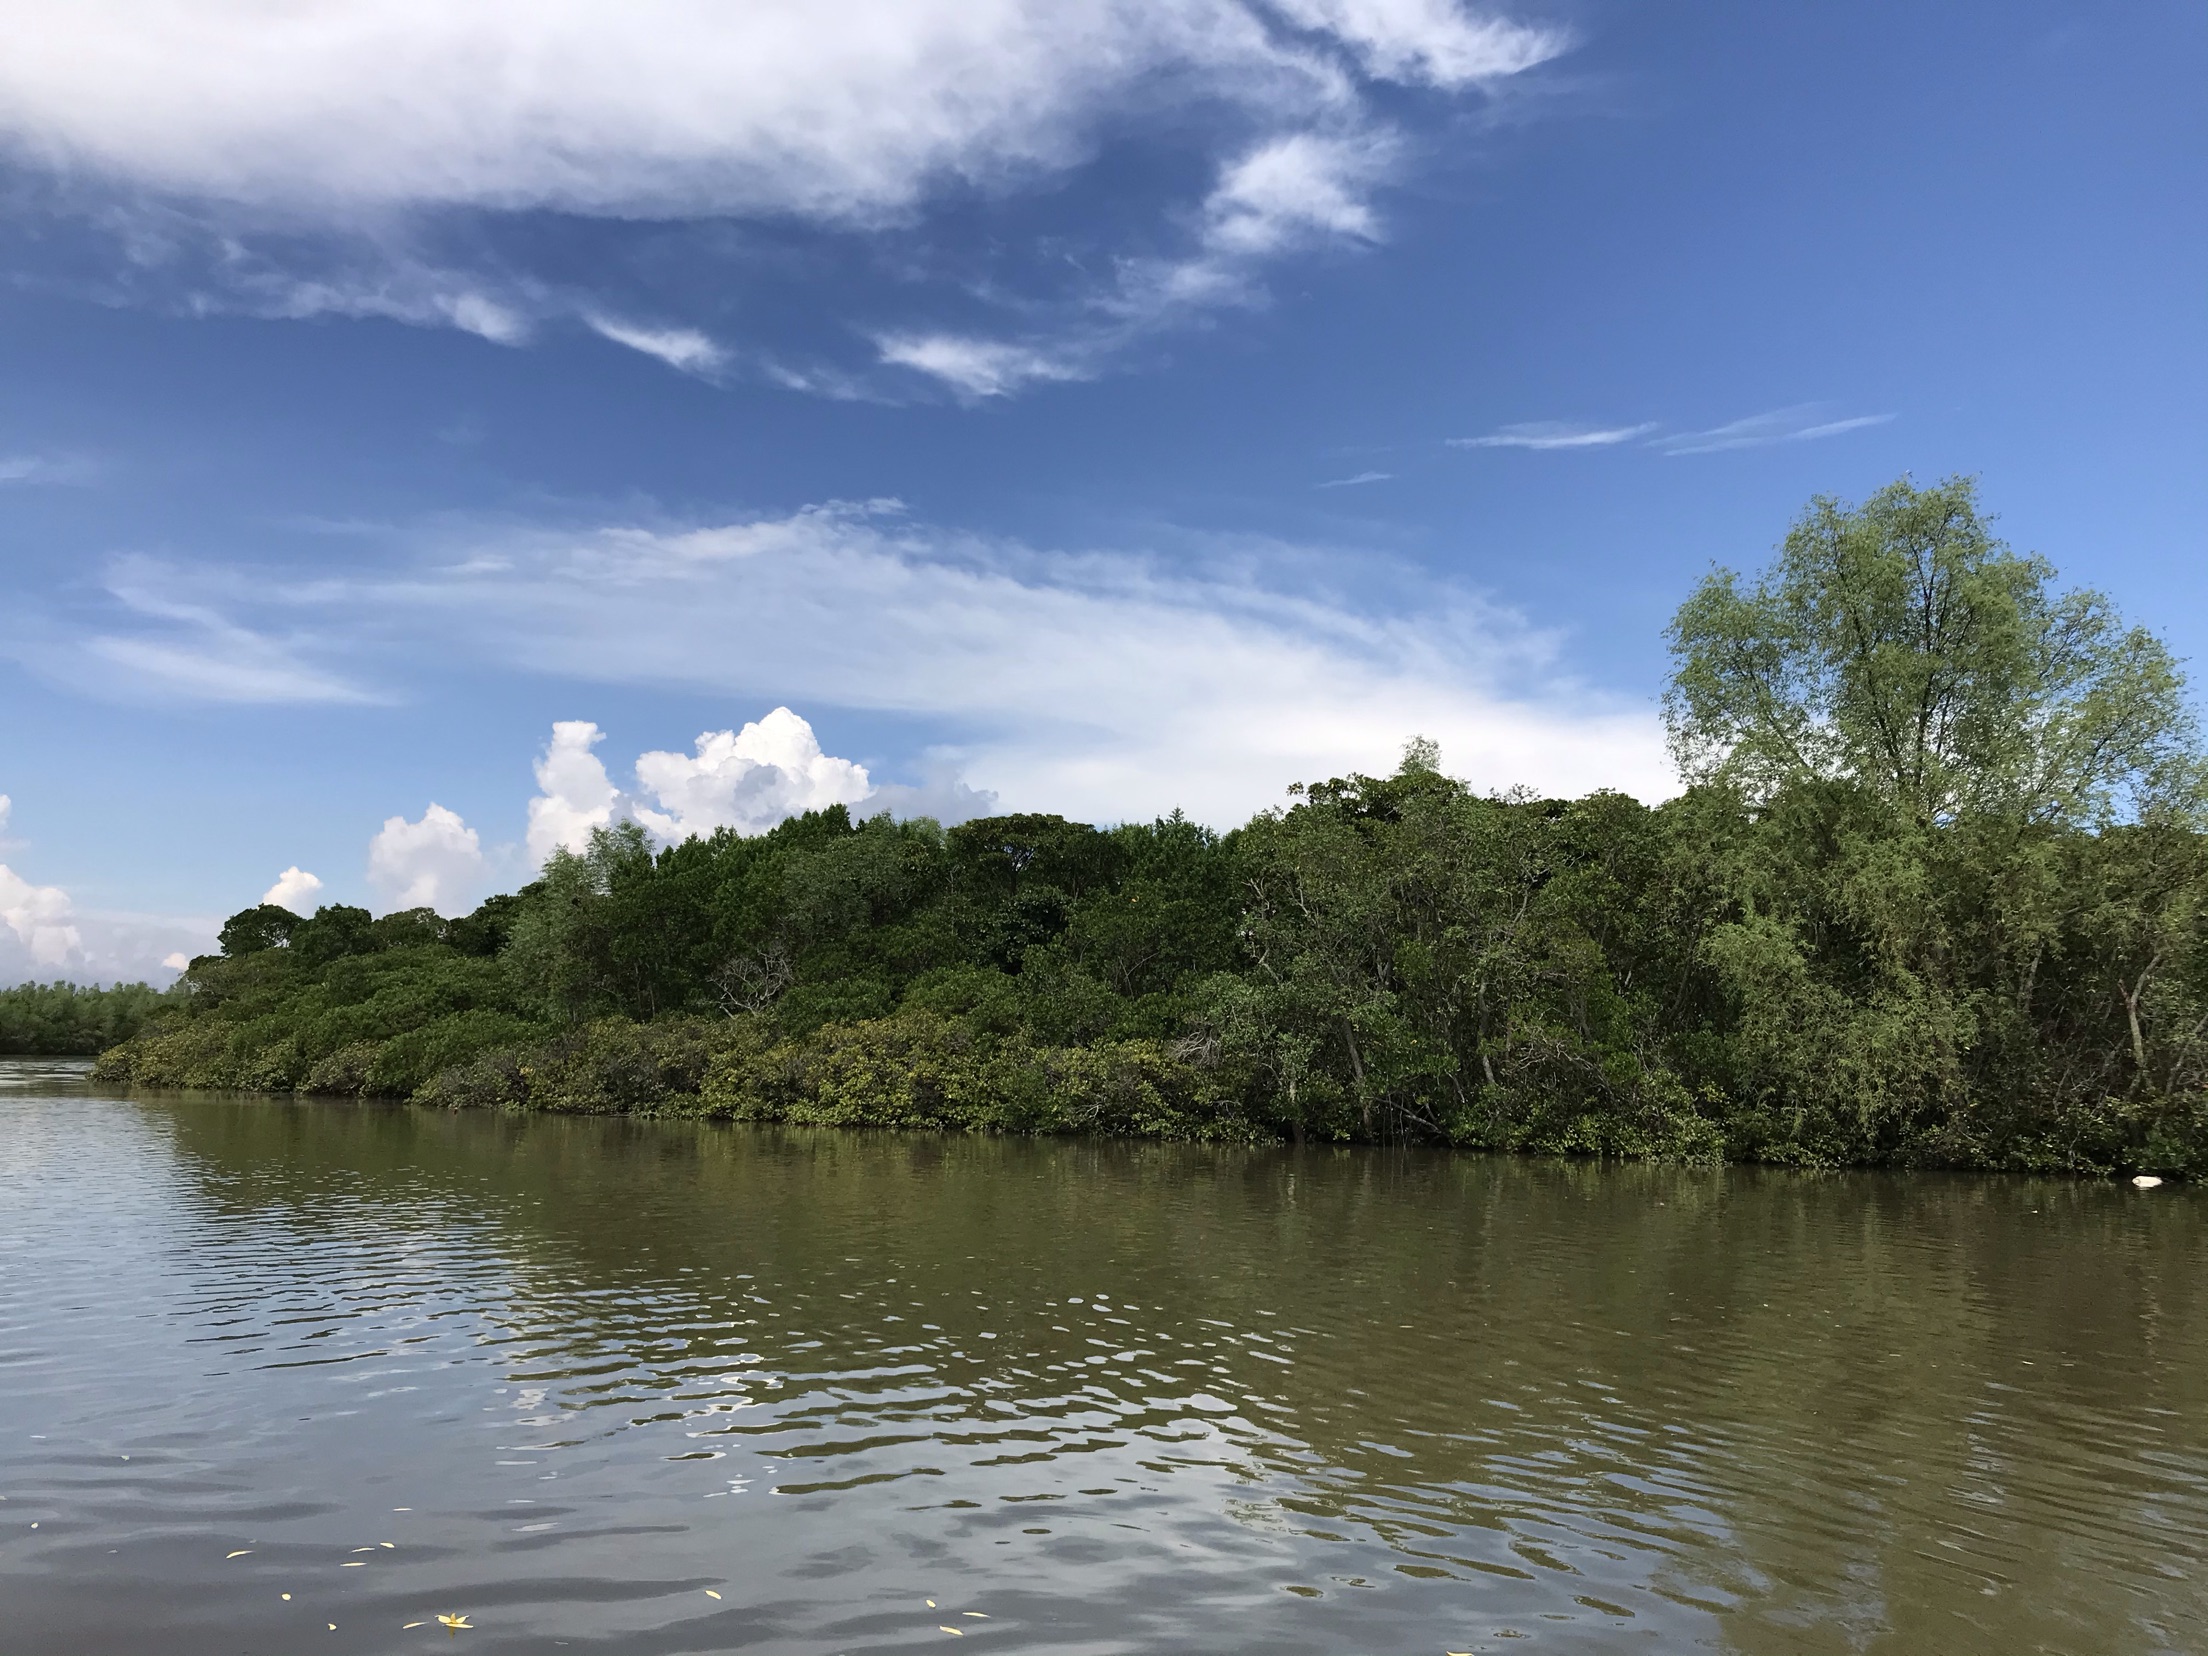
[1665,476,2196,825]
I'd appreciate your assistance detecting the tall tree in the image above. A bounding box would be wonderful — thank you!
[1665,476,2195,826]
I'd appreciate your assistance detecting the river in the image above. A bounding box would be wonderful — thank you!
[1,1060,2202,1653]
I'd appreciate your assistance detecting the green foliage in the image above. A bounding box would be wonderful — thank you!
[1667,476,2195,825]
[83,480,2208,1178]
[0,980,175,1055]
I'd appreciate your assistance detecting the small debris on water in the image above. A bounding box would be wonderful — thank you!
[2134,1175,2164,1189]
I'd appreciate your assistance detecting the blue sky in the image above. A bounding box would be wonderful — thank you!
[1,0,2203,981]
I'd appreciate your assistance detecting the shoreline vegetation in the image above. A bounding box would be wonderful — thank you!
[56,480,2208,1175]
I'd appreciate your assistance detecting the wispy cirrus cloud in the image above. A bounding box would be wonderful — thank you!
[1452,406,1893,456]
[3,554,379,706]
[585,317,727,377]
[25,501,1673,826]
[0,0,1570,397]
[1318,470,1393,488]
[1451,420,1659,450]
[873,127,1408,398]
[1653,405,1894,454]
[0,452,98,485]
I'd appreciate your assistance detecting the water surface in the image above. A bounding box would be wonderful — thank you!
[1,1065,2202,1653]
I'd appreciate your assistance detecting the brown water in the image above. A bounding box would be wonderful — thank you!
[0,1063,2202,1654]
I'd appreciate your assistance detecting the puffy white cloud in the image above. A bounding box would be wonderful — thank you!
[0,861,80,969]
[526,721,620,864]
[367,804,486,915]
[631,709,874,841]
[260,866,325,913]
[0,792,218,983]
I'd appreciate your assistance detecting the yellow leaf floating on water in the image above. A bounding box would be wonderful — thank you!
[964,1612,988,1619]
[327,1624,337,1632]
[437,1613,472,1629]
[925,1599,936,1608]
[939,1627,964,1636]
[404,1623,425,1630]
[705,1590,722,1599]
[226,1550,253,1559]
[343,1561,367,1567]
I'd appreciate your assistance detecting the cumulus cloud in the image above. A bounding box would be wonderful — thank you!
[0,805,214,985]
[0,1,1566,391]
[260,866,325,913]
[0,861,79,970]
[521,709,903,862]
[632,710,875,840]
[527,721,621,864]
[367,804,486,915]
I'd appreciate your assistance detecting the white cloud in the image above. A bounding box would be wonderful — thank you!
[0,1,1566,391]
[1318,469,1392,487]
[0,854,213,986]
[632,710,874,840]
[7,555,378,705]
[527,721,620,865]
[588,317,727,376]
[0,452,95,485]
[285,501,1674,826]
[1270,0,1566,86]
[1657,405,1894,455]
[1452,420,1659,450]
[0,1,1548,216]
[0,862,80,970]
[367,804,486,915]
[874,335,1089,400]
[260,866,325,913]
[881,128,1401,396]
[1199,131,1388,258]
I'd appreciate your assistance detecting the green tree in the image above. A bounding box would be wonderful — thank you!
[1666,476,2194,826]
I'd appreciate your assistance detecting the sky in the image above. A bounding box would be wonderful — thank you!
[1,0,2203,983]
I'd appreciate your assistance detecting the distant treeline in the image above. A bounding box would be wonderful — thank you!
[91,481,2208,1175]
[0,981,174,1055]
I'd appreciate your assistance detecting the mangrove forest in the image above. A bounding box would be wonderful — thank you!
[81,480,2208,1175]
